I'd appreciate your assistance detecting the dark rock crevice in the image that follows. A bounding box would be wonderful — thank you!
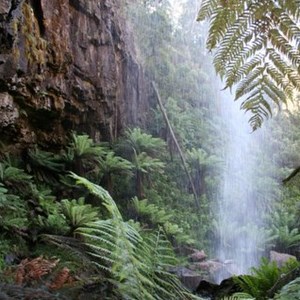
[30,0,45,36]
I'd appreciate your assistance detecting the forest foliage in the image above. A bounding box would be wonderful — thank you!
[1,0,300,298]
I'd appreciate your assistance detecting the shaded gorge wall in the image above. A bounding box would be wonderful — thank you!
[0,0,152,152]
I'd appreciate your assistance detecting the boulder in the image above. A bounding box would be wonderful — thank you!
[192,259,236,284]
[189,249,207,262]
[270,250,297,267]
[170,267,203,291]
[193,260,223,273]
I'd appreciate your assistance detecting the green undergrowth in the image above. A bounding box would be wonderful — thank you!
[0,131,205,298]
[233,258,300,300]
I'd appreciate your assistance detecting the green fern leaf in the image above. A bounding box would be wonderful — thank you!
[198,0,300,129]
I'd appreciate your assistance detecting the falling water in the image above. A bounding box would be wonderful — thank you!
[214,92,267,283]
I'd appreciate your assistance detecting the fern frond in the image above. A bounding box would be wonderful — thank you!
[207,5,233,49]
[49,175,201,300]
[60,198,99,231]
[198,0,300,129]
[41,234,104,270]
[269,29,300,66]
[124,128,166,156]
[274,8,300,42]
[197,0,219,21]
[0,162,32,183]
[225,53,265,88]
[275,276,300,299]
[28,148,65,173]
[213,2,267,73]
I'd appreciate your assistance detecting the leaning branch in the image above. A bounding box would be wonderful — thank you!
[282,166,300,184]
[152,82,200,210]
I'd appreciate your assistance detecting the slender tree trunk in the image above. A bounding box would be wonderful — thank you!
[101,173,113,195]
[152,82,200,210]
[136,170,144,199]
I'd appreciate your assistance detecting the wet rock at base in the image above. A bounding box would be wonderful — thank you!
[191,259,234,283]
[270,250,297,267]
[189,249,207,262]
[170,266,203,291]
[196,277,240,300]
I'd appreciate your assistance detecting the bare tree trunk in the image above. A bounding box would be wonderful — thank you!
[152,82,200,210]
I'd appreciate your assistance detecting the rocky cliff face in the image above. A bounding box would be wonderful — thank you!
[0,0,150,151]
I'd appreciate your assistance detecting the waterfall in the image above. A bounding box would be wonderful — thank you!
[127,0,277,285]
[214,92,267,283]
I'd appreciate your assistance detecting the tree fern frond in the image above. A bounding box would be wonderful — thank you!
[237,78,263,100]
[266,66,286,87]
[206,5,237,49]
[197,0,219,21]
[225,53,265,88]
[213,2,267,62]
[60,198,99,233]
[215,29,266,78]
[269,28,300,66]
[277,0,300,19]
[213,16,253,75]
[275,276,300,299]
[124,128,166,156]
[262,76,286,106]
[240,92,268,130]
[53,175,201,299]
[274,9,300,44]
[70,172,121,219]
[268,50,289,74]
[41,234,103,270]
[235,67,265,100]
[198,0,300,129]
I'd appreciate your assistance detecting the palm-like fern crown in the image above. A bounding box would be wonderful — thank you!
[198,0,300,130]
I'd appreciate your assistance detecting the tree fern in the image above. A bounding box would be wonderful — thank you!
[0,161,32,193]
[65,133,108,175]
[44,174,201,299]
[27,147,65,183]
[132,197,194,244]
[97,151,133,193]
[0,162,32,184]
[98,151,132,175]
[27,147,65,173]
[268,208,300,250]
[123,128,166,156]
[60,198,99,234]
[0,183,28,230]
[198,0,300,129]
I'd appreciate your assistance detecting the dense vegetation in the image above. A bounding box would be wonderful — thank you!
[0,132,202,299]
[1,0,300,299]
[127,0,300,298]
